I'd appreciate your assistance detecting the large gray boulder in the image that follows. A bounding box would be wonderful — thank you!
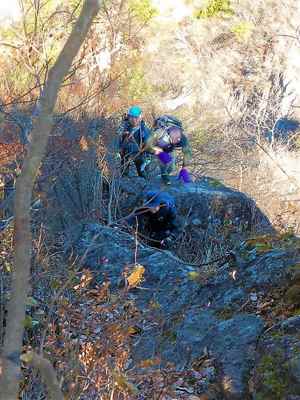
[118,175,272,234]
[64,221,300,399]
[253,316,300,400]
[44,158,273,239]
[46,162,299,399]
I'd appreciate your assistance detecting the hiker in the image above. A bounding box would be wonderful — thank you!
[117,105,151,178]
[145,115,192,185]
[126,190,181,248]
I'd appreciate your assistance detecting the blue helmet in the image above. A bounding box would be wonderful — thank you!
[144,190,175,210]
[128,105,142,118]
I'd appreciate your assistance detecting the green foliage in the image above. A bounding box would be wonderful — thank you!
[26,297,39,307]
[192,128,210,146]
[195,0,234,19]
[0,0,74,100]
[4,62,33,95]
[208,178,224,188]
[0,26,17,42]
[256,353,289,400]
[162,329,177,343]
[126,62,153,101]
[231,21,253,41]
[23,315,39,329]
[128,0,158,23]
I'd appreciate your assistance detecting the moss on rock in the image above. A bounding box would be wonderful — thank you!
[255,352,289,400]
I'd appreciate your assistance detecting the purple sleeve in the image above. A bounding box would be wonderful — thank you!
[157,151,172,164]
[178,168,191,183]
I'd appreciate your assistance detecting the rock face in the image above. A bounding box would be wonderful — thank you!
[64,221,300,400]
[59,172,274,274]
[253,316,300,400]
[118,175,273,234]
[52,173,300,399]
[46,169,273,243]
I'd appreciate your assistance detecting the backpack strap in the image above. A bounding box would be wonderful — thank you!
[154,115,183,130]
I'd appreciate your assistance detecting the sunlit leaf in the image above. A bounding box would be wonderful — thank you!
[127,326,142,336]
[4,261,11,272]
[139,357,160,368]
[149,300,160,309]
[20,351,33,363]
[188,271,200,280]
[127,264,145,288]
[79,136,89,151]
[113,371,139,395]
[23,315,33,329]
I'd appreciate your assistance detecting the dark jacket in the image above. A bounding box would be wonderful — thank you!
[118,119,151,155]
[139,191,179,238]
[125,191,180,247]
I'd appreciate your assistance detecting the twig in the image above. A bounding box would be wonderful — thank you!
[21,351,64,400]
[39,232,100,352]
[134,218,139,265]
[225,105,300,191]
[0,272,4,346]
[237,299,251,313]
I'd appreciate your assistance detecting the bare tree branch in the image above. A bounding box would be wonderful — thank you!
[21,351,64,400]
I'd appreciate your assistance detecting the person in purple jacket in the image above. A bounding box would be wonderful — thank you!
[145,115,192,185]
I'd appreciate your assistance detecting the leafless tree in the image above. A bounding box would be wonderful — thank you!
[0,1,102,399]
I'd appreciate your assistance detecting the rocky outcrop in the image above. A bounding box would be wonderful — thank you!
[253,315,300,400]
[118,175,273,234]
[49,169,300,399]
[64,221,300,399]
[45,166,273,243]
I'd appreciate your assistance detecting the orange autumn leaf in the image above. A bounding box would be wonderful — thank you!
[127,264,145,288]
[139,358,161,368]
[79,136,89,151]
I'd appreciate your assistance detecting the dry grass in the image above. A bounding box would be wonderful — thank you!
[204,140,300,234]
[240,145,300,233]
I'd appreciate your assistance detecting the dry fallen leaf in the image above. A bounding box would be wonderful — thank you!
[139,357,161,368]
[127,264,145,288]
[188,271,200,280]
[113,371,139,395]
[79,136,89,151]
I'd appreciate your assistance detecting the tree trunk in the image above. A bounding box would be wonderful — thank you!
[0,2,102,399]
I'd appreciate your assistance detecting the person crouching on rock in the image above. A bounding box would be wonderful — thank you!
[125,190,181,249]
